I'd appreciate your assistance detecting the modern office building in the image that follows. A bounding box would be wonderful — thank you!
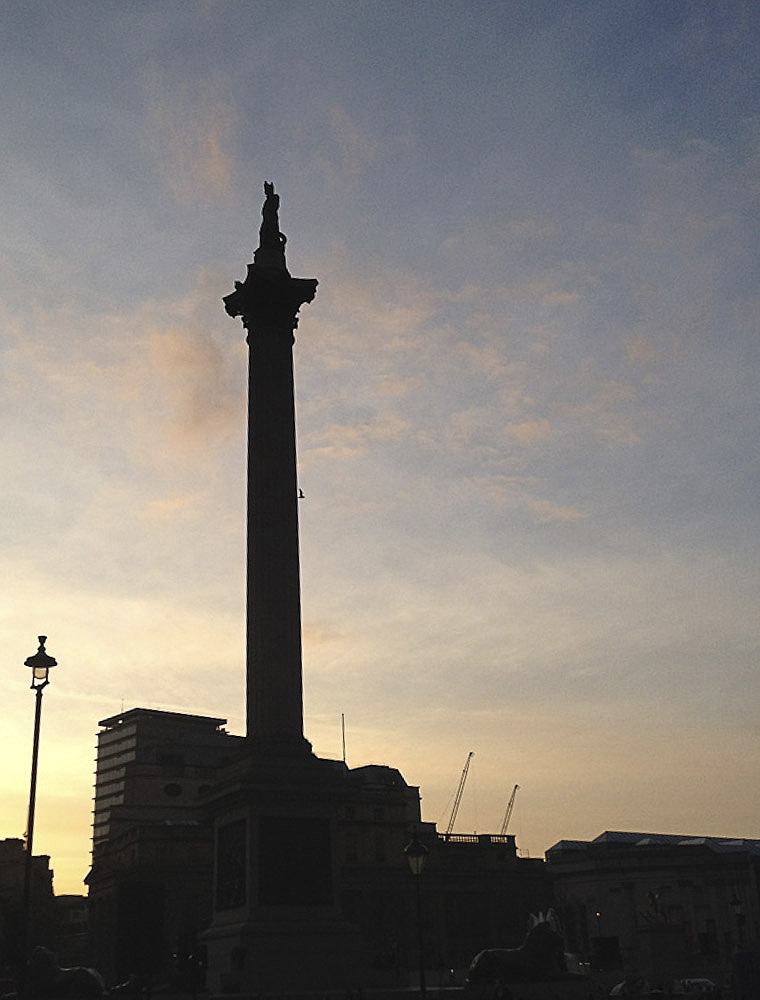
[86,709,244,983]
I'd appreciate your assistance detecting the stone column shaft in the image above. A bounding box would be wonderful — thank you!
[246,320,307,752]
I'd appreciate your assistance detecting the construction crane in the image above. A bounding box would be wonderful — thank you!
[499,783,520,835]
[445,751,474,836]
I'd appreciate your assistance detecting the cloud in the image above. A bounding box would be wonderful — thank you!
[146,322,243,448]
[303,624,344,649]
[375,373,425,398]
[442,407,492,451]
[302,411,411,462]
[623,331,659,366]
[317,271,443,352]
[6,273,246,468]
[541,289,581,309]
[328,106,379,180]
[526,498,588,523]
[470,474,586,523]
[141,67,238,204]
[617,133,759,359]
[140,494,202,522]
[502,417,555,446]
[562,367,643,447]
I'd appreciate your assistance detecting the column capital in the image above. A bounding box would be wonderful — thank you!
[224,265,318,336]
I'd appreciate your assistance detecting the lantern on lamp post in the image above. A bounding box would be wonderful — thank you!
[20,636,57,976]
[405,834,428,996]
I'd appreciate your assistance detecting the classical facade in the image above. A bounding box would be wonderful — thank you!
[344,823,551,979]
[547,830,760,986]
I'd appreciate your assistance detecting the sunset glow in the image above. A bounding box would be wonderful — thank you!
[2,1,758,895]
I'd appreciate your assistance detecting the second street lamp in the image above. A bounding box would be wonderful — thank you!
[405,834,428,997]
[20,636,57,982]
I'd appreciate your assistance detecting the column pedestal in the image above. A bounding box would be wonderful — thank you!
[203,755,367,994]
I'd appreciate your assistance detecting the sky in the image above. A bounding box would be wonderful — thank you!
[1,0,759,896]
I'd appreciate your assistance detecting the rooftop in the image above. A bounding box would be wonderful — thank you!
[547,830,760,857]
[98,707,227,729]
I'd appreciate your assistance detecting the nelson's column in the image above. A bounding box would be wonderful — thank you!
[202,185,420,993]
[227,180,316,759]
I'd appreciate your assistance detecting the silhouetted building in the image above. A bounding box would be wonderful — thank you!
[0,838,54,974]
[86,705,550,987]
[342,820,551,979]
[547,830,760,986]
[53,895,88,966]
[86,709,244,983]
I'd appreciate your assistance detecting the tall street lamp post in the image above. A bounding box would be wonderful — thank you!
[21,636,57,977]
[405,835,429,997]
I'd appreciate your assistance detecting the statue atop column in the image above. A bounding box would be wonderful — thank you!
[254,181,289,272]
[223,182,317,328]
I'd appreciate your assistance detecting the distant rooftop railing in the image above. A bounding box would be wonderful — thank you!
[437,833,515,845]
